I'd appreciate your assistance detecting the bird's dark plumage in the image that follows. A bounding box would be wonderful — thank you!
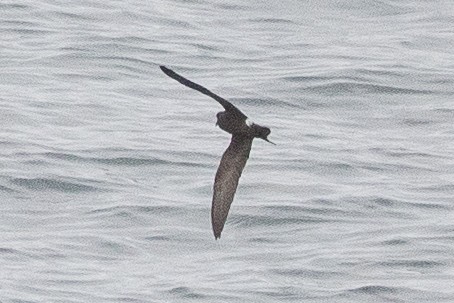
[160,66,246,119]
[212,134,253,239]
[160,65,273,239]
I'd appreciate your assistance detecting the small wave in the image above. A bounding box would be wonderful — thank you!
[0,3,30,10]
[229,213,328,228]
[370,147,447,159]
[216,3,248,11]
[249,17,294,24]
[273,268,342,279]
[52,11,94,21]
[0,184,15,193]
[335,0,412,16]
[264,203,356,219]
[231,96,300,110]
[144,235,171,241]
[306,82,433,95]
[382,239,408,246]
[419,184,454,192]
[343,195,448,214]
[348,285,398,295]
[378,259,444,269]
[43,152,207,168]
[168,286,205,299]
[87,205,181,216]
[339,284,452,302]
[253,287,304,300]
[0,20,38,27]
[0,247,21,254]
[249,237,279,243]
[97,55,153,68]
[10,177,98,193]
[434,108,454,113]
[95,157,173,166]
[282,75,328,83]
[2,28,53,35]
[402,118,433,126]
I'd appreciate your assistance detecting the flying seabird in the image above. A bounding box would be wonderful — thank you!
[160,66,274,239]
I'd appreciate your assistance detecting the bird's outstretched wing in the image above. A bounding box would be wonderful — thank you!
[211,134,253,239]
[160,65,247,119]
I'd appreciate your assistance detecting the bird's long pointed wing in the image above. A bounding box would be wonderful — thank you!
[160,66,247,119]
[211,135,253,239]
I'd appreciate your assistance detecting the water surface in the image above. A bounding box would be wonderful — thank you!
[1,0,454,302]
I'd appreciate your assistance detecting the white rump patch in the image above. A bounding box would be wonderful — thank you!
[245,118,254,127]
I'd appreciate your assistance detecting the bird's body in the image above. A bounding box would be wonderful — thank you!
[160,66,273,239]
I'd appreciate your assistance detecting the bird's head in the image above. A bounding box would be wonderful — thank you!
[256,126,275,145]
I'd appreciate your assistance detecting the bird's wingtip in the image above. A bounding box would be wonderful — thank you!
[213,229,222,240]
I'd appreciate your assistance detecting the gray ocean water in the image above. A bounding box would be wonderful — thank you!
[1,0,454,302]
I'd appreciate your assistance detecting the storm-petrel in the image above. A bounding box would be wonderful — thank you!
[160,66,274,239]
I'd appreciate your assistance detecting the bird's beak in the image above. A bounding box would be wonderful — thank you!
[264,138,276,145]
[215,121,218,127]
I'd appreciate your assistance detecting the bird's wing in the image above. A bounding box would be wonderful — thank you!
[211,134,253,239]
[160,65,247,119]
